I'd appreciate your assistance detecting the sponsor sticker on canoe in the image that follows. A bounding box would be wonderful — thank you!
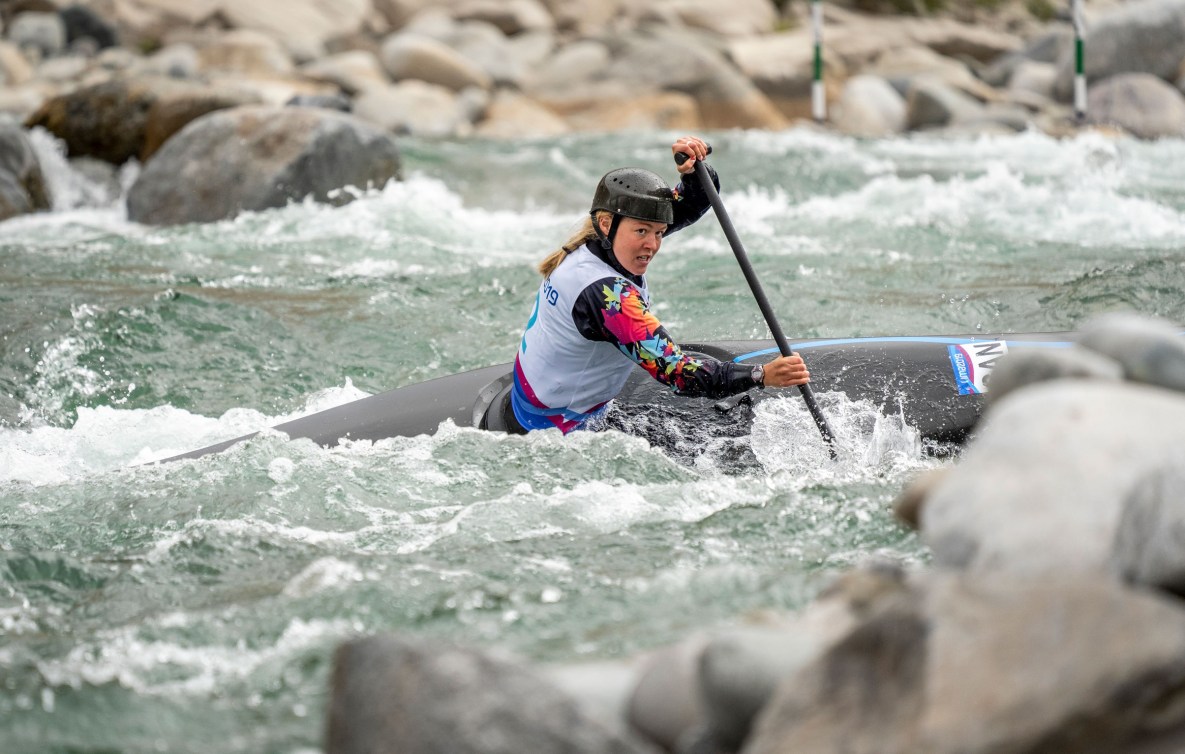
[947,340,1008,394]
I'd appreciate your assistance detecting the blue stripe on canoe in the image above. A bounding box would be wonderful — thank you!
[731,336,1075,362]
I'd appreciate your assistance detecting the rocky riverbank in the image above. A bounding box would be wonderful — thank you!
[2,0,1185,225]
[325,313,1185,754]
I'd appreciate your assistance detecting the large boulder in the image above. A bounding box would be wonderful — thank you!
[918,379,1185,578]
[602,27,787,129]
[744,570,1185,754]
[189,28,295,77]
[24,75,258,164]
[60,4,119,52]
[7,11,66,59]
[140,85,263,160]
[560,91,701,132]
[413,18,555,90]
[535,0,622,35]
[300,50,391,96]
[728,30,837,120]
[25,77,157,164]
[905,76,985,130]
[907,17,1022,63]
[379,31,493,92]
[125,105,402,226]
[473,90,568,138]
[1053,0,1185,101]
[1086,72,1185,139]
[217,0,372,62]
[325,634,654,754]
[522,38,612,105]
[0,120,51,220]
[354,80,482,137]
[832,74,907,137]
[664,0,779,37]
[452,0,555,35]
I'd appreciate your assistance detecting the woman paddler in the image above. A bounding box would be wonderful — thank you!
[509,135,812,434]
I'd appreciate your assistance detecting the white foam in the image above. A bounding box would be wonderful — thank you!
[26,127,125,211]
[281,557,368,598]
[0,381,373,484]
[750,391,936,487]
[36,616,356,696]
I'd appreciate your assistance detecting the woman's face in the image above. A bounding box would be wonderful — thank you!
[601,216,666,277]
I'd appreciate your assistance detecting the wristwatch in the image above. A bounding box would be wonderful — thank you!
[751,363,765,388]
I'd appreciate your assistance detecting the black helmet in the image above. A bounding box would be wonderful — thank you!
[590,168,674,225]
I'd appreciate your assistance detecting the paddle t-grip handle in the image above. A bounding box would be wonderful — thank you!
[674,144,712,166]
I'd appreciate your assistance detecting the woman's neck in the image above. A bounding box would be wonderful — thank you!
[585,241,643,285]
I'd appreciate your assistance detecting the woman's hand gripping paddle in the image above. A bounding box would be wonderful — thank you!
[676,147,838,459]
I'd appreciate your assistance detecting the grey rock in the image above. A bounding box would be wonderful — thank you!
[1079,311,1185,391]
[136,43,200,79]
[24,76,214,164]
[354,80,475,138]
[453,0,556,35]
[626,635,710,752]
[299,50,390,96]
[905,76,985,130]
[193,28,294,77]
[140,83,263,161]
[1112,461,1185,595]
[541,659,644,741]
[0,119,50,220]
[696,625,830,751]
[286,93,352,112]
[892,466,951,530]
[379,31,493,92]
[979,28,1070,88]
[950,101,1034,132]
[832,75,907,137]
[126,105,401,226]
[1007,59,1058,99]
[325,634,652,754]
[60,4,118,51]
[603,26,786,129]
[1085,73,1185,139]
[744,571,1185,754]
[1054,0,1185,101]
[985,343,1123,407]
[8,11,65,59]
[523,39,611,101]
[920,380,1185,577]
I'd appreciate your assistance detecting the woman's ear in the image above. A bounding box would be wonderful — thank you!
[597,213,612,235]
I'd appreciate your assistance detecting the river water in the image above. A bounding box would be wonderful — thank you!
[3,128,1184,752]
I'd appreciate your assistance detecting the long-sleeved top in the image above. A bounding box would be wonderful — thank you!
[512,165,760,433]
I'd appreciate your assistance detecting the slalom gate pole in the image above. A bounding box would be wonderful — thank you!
[1072,0,1087,122]
[811,0,826,123]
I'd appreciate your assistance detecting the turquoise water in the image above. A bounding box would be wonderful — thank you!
[2,128,1184,753]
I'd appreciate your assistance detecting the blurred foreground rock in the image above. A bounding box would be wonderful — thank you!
[325,634,657,754]
[325,313,1185,753]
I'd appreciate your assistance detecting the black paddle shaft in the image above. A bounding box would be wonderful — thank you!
[676,150,838,456]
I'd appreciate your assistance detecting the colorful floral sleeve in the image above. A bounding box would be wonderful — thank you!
[573,276,754,399]
[668,163,718,236]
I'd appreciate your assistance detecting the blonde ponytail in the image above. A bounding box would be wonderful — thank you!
[538,212,610,278]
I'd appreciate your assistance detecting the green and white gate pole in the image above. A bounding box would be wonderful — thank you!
[811,0,825,122]
[1072,0,1086,122]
